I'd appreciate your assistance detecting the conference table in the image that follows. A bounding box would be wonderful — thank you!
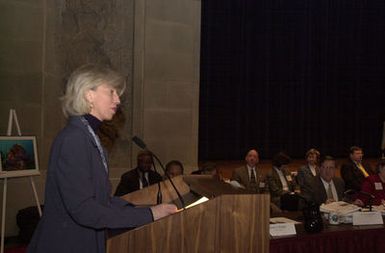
[184,175,385,253]
[270,212,385,253]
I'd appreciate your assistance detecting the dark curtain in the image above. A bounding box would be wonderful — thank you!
[199,0,385,160]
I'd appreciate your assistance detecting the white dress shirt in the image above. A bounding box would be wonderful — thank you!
[309,165,317,176]
[274,167,289,191]
[246,165,256,180]
[321,178,338,201]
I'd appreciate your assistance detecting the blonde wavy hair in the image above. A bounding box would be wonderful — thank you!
[61,64,126,117]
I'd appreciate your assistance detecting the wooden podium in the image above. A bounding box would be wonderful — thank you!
[107,175,270,253]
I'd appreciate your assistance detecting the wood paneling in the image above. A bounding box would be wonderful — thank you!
[108,191,270,253]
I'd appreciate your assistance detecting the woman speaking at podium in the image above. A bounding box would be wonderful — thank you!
[27,64,176,253]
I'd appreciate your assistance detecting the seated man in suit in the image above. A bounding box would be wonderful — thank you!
[301,155,345,205]
[231,149,268,193]
[340,146,374,192]
[114,150,163,196]
[267,152,297,208]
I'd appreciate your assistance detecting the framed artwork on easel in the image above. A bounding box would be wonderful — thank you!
[0,136,40,178]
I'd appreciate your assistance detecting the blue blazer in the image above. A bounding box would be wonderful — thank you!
[28,116,153,253]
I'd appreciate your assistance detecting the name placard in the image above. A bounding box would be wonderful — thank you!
[269,223,296,237]
[353,211,383,226]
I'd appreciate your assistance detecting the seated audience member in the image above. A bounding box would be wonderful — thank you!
[341,146,374,192]
[296,148,320,188]
[301,155,345,206]
[115,150,163,196]
[165,160,184,178]
[355,158,385,206]
[267,152,296,207]
[231,149,268,193]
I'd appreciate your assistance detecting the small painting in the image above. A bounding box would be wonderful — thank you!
[0,136,40,178]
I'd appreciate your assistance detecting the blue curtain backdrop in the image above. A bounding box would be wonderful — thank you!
[199,0,385,160]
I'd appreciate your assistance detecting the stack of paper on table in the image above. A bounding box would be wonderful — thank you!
[371,205,385,215]
[320,201,360,215]
[270,217,301,224]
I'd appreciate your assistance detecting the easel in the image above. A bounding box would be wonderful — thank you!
[1,109,42,253]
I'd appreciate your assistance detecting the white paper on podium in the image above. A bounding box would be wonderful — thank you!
[177,196,209,211]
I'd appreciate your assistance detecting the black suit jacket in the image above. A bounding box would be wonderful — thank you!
[340,159,373,192]
[115,168,163,196]
[297,165,319,188]
[231,166,268,193]
[28,116,153,253]
[267,167,297,207]
[301,176,345,206]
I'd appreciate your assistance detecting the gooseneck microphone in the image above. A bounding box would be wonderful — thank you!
[152,159,163,205]
[132,136,186,209]
[132,136,146,149]
[344,189,375,211]
[132,136,163,204]
[359,191,375,212]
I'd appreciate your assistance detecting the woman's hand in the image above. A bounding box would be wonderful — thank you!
[150,204,178,221]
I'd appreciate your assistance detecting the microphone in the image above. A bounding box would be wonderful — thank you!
[133,136,162,204]
[344,189,375,211]
[151,158,162,205]
[132,136,186,209]
[360,191,375,199]
[132,136,146,149]
[359,191,375,212]
[343,189,357,202]
[344,189,356,196]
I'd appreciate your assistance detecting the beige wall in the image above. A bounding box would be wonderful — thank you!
[0,0,47,238]
[0,0,200,236]
[130,0,200,174]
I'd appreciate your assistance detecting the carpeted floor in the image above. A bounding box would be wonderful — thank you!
[4,245,27,253]
[4,237,27,253]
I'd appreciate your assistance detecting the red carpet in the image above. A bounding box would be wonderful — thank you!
[4,245,27,253]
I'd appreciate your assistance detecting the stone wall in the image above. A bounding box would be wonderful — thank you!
[0,0,47,238]
[47,0,136,169]
[131,0,201,175]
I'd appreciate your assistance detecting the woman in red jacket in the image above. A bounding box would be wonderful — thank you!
[357,158,385,206]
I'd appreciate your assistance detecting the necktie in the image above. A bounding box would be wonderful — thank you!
[326,183,334,201]
[142,173,149,187]
[250,169,257,191]
[357,163,369,177]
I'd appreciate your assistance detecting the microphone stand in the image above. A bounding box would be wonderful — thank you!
[360,191,375,212]
[344,189,374,211]
[132,136,185,209]
[150,152,186,209]
[151,159,163,204]
[343,189,357,203]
